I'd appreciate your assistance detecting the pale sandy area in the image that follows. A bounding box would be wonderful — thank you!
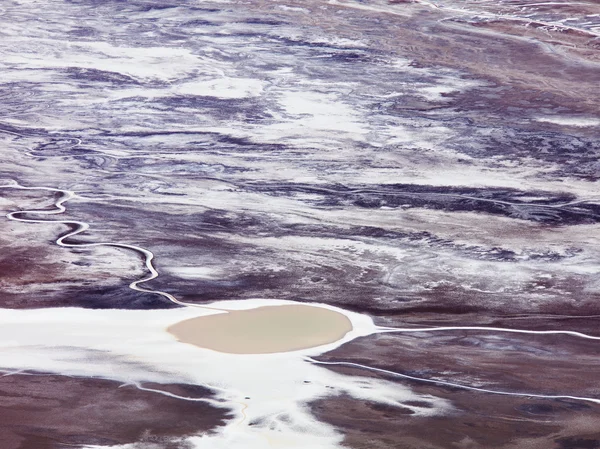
[0,301,447,449]
[168,304,353,354]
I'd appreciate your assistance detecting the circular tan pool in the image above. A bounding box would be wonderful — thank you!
[167,304,353,354]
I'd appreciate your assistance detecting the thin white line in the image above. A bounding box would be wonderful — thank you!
[376,325,600,340]
[0,369,230,408]
[1,183,227,312]
[131,382,226,407]
[307,358,600,405]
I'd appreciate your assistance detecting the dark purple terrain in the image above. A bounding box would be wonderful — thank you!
[0,0,599,448]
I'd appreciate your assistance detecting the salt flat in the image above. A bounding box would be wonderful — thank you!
[0,0,599,447]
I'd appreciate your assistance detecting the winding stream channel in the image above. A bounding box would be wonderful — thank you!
[1,181,599,448]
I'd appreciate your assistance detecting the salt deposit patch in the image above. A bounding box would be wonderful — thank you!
[0,299,452,448]
[535,116,600,127]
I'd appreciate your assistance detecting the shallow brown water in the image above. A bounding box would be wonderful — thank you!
[168,305,353,354]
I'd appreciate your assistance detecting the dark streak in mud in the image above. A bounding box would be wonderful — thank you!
[244,182,600,224]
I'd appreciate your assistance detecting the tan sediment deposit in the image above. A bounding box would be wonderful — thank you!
[167,305,353,354]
